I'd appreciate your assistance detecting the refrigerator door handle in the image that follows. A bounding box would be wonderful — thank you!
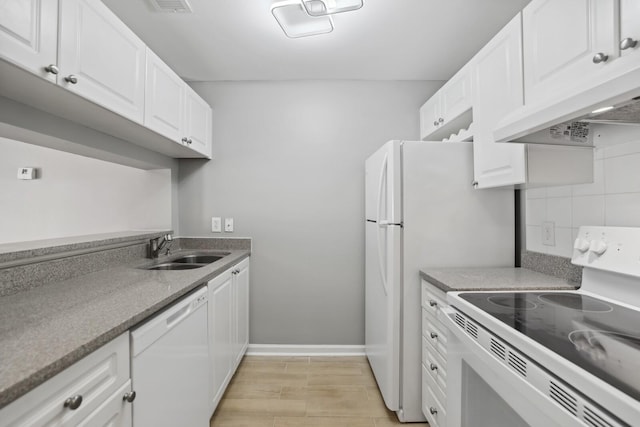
[376,153,389,296]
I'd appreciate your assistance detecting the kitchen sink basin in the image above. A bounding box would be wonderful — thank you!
[145,263,203,271]
[172,255,224,264]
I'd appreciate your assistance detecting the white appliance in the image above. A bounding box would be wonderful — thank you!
[445,226,640,427]
[364,140,514,422]
[131,286,210,427]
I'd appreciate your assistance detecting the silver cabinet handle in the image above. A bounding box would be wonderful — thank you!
[438,117,444,123]
[64,75,78,84]
[433,120,438,127]
[64,395,83,410]
[620,37,638,50]
[430,363,438,371]
[592,52,608,64]
[430,407,437,415]
[430,332,438,339]
[187,139,193,145]
[429,300,437,307]
[181,137,188,144]
[123,391,136,403]
[44,64,59,75]
[472,180,478,188]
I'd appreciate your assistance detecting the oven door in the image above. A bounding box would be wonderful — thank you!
[440,307,581,427]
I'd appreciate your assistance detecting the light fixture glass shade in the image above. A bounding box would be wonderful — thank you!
[271,0,334,38]
[302,0,363,16]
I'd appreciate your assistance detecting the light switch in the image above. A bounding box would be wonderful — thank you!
[224,218,234,232]
[211,217,221,233]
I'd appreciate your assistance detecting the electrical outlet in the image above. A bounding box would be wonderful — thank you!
[211,217,221,233]
[17,167,36,180]
[224,218,234,232]
[542,221,555,246]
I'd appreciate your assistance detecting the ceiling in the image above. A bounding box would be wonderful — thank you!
[102,0,530,82]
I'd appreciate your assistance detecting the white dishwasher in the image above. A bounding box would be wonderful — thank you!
[131,286,210,427]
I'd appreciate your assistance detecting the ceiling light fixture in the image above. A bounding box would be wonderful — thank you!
[271,0,334,38]
[271,0,363,38]
[302,0,363,16]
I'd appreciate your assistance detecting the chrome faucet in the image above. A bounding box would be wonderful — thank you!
[150,234,173,258]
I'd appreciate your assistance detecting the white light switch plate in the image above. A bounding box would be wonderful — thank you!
[211,217,221,233]
[224,218,234,232]
[542,221,555,246]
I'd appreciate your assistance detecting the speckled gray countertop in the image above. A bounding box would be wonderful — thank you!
[420,267,579,293]
[0,248,249,409]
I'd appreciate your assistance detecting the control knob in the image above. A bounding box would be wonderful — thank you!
[573,238,590,253]
[589,240,608,256]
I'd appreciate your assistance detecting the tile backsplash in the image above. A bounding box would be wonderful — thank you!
[525,138,640,258]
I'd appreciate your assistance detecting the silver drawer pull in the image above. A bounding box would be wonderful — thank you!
[64,394,83,410]
[430,407,438,415]
[430,332,438,339]
[429,300,437,307]
[430,363,438,371]
[620,37,637,50]
[592,52,608,64]
[64,75,78,84]
[44,64,59,75]
[123,391,137,403]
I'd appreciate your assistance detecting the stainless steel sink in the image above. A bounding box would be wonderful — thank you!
[172,255,224,264]
[145,263,203,271]
[140,252,229,270]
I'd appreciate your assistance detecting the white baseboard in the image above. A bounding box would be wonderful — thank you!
[246,344,366,357]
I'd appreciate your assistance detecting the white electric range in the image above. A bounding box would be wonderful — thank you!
[442,226,640,427]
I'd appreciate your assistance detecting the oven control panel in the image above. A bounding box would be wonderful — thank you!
[572,226,640,278]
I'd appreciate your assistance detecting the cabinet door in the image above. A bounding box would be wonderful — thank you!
[419,94,440,140]
[472,13,526,188]
[234,259,250,363]
[144,48,185,142]
[76,382,132,427]
[209,272,233,406]
[0,0,58,82]
[58,0,146,123]
[620,0,640,58]
[523,0,618,105]
[439,67,472,125]
[184,85,212,158]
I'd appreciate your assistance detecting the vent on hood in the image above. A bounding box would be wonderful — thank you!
[149,0,193,13]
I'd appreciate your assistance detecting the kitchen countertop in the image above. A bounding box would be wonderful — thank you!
[420,267,579,293]
[0,248,249,410]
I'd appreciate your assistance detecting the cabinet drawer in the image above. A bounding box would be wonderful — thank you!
[423,337,447,394]
[0,333,129,427]
[422,308,448,359]
[422,365,446,427]
[422,361,446,413]
[422,281,448,320]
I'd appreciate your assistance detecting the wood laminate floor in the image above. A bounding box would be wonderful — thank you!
[209,356,430,427]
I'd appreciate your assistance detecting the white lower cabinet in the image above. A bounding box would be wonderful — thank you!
[421,280,449,427]
[209,257,250,414]
[0,333,131,427]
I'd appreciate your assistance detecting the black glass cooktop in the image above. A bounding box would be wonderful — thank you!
[459,292,640,402]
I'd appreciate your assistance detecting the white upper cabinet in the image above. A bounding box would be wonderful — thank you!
[620,0,640,58]
[522,0,619,105]
[419,67,472,141]
[144,48,185,142]
[58,0,146,124]
[472,14,526,188]
[184,85,212,158]
[0,0,58,82]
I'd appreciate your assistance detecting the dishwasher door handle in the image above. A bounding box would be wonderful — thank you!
[166,303,192,329]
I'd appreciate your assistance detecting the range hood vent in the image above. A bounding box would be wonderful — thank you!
[494,66,640,146]
[149,0,193,13]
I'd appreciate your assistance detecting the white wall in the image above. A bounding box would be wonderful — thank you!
[180,80,439,345]
[0,137,172,244]
[525,134,640,257]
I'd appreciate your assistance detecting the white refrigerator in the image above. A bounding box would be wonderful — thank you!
[365,140,514,422]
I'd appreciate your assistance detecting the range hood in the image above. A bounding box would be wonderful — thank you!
[494,65,640,146]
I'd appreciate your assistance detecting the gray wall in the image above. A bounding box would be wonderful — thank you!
[0,137,173,244]
[179,80,439,345]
